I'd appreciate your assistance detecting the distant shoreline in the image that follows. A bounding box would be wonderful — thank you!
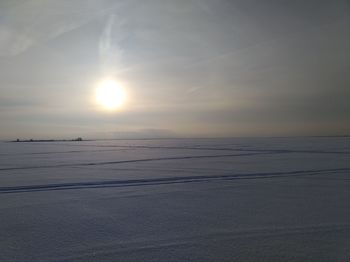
[10,138,88,143]
[4,135,350,143]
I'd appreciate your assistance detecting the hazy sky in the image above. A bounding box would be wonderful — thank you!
[0,0,349,139]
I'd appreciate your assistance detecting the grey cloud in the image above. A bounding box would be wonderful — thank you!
[0,0,349,138]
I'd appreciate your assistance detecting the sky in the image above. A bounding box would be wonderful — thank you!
[0,0,349,139]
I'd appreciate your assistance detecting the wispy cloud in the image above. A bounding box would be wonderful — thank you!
[0,25,32,56]
[0,0,122,56]
[99,14,126,75]
[99,15,115,58]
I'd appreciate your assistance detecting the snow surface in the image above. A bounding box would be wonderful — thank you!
[1,137,350,261]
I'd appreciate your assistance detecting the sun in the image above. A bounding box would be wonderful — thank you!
[95,79,126,111]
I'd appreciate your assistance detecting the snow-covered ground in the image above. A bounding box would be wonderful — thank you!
[1,137,350,261]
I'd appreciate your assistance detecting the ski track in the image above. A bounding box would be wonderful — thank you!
[1,167,349,194]
[2,144,350,156]
[0,152,272,172]
[1,146,350,171]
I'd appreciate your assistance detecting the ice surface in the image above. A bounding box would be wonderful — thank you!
[1,138,350,261]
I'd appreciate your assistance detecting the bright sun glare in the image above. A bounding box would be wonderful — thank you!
[95,79,126,111]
